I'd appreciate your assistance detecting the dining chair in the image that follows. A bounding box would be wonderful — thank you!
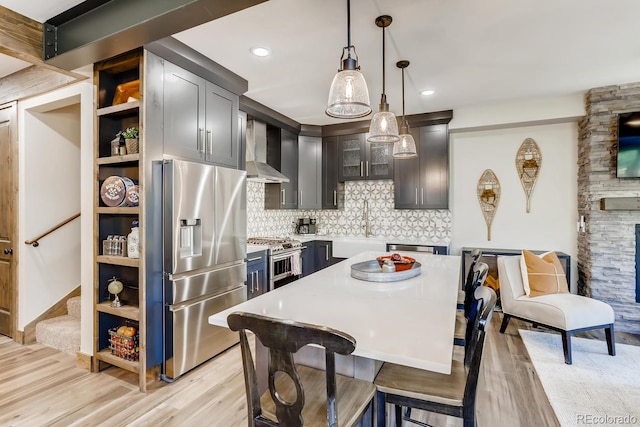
[374,286,497,427]
[454,262,489,347]
[458,249,483,309]
[227,311,376,427]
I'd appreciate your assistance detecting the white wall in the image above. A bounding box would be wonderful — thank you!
[450,122,579,290]
[448,94,584,291]
[18,81,94,354]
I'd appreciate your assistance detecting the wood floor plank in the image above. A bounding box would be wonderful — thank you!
[0,316,637,427]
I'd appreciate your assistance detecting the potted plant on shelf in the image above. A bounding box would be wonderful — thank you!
[120,127,139,154]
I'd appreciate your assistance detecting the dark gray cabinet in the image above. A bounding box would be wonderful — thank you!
[163,60,240,169]
[298,136,322,210]
[265,127,299,209]
[302,240,333,275]
[394,124,449,209]
[314,240,333,271]
[247,250,268,299]
[322,136,344,209]
[337,133,393,181]
[301,241,316,277]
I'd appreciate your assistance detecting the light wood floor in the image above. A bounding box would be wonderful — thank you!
[1,314,638,427]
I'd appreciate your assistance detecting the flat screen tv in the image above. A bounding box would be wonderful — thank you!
[617,112,640,178]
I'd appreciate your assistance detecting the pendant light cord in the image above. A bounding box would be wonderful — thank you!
[401,66,406,120]
[346,0,351,57]
[382,25,386,95]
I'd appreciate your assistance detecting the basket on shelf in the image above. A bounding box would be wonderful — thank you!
[125,138,139,154]
[108,328,140,361]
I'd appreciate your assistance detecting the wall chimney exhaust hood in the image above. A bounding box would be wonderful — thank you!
[246,120,290,183]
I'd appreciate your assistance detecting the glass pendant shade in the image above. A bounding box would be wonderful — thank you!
[326,68,372,118]
[326,0,372,119]
[393,132,418,158]
[368,110,399,143]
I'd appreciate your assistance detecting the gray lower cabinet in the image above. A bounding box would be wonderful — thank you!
[314,240,333,271]
[265,127,299,209]
[298,135,322,210]
[337,133,394,181]
[302,241,333,276]
[247,250,268,299]
[394,124,449,209]
[163,60,240,169]
[301,241,316,277]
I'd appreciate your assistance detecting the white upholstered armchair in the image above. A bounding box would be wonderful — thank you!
[497,255,615,364]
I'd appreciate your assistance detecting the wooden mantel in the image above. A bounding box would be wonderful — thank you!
[600,197,640,210]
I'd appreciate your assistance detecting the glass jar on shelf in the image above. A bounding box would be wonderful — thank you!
[128,220,139,258]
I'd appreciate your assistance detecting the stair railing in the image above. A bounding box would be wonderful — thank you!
[25,212,81,247]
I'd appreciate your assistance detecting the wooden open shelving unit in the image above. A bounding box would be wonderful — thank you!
[93,48,148,391]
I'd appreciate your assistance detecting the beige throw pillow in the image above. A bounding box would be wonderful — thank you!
[520,250,569,297]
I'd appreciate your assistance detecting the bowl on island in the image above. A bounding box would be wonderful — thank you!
[376,254,416,272]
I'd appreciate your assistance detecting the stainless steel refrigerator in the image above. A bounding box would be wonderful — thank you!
[160,159,246,381]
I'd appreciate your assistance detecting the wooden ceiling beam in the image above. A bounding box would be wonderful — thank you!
[0,7,86,103]
[0,65,79,105]
[0,6,42,63]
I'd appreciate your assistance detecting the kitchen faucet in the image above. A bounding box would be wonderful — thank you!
[363,199,373,237]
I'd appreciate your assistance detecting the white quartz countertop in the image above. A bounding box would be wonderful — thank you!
[210,251,461,374]
[247,244,270,254]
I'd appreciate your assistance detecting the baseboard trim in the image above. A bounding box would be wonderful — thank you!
[76,351,92,371]
[23,285,81,344]
[14,329,24,344]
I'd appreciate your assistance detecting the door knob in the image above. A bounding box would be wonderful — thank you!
[4,248,13,255]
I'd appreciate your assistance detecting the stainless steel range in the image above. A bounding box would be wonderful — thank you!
[247,237,303,290]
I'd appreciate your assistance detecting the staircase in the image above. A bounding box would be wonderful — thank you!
[35,296,81,356]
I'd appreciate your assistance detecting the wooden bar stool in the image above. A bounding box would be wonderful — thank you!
[375,286,497,427]
[228,312,376,426]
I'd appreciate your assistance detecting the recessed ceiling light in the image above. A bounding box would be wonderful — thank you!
[420,90,435,96]
[251,47,270,57]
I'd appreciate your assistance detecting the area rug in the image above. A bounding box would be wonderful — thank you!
[520,329,640,426]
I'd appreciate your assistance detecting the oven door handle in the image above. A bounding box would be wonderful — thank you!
[271,251,300,262]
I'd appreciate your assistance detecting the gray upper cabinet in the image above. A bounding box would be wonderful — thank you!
[163,61,205,161]
[163,60,239,169]
[280,129,299,209]
[204,81,239,168]
[322,136,341,209]
[265,127,299,209]
[394,124,449,209]
[337,133,393,181]
[298,135,322,210]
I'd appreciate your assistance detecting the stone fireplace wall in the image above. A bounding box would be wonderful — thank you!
[578,83,640,333]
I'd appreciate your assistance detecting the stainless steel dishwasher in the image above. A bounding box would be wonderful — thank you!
[386,243,448,255]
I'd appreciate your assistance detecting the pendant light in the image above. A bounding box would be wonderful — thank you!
[367,15,399,143]
[393,60,418,158]
[326,0,372,119]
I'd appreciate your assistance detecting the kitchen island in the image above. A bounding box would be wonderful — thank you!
[209,250,460,384]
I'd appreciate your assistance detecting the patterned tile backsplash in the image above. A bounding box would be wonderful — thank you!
[247,180,451,244]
